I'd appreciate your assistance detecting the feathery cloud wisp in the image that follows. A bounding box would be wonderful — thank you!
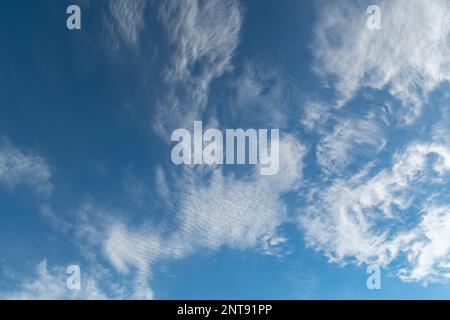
[106,0,147,48]
[0,137,52,197]
[155,0,243,137]
[313,0,450,122]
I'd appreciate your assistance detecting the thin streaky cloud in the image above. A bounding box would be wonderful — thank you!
[0,137,53,197]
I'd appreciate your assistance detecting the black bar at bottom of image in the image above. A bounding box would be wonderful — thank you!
[0,300,447,318]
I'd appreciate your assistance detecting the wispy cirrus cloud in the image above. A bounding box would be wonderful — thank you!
[316,108,388,175]
[0,137,52,197]
[230,63,294,128]
[105,0,147,48]
[313,0,450,122]
[300,100,332,134]
[159,0,242,83]
[154,0,243,137]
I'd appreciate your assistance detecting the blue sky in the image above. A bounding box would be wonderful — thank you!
[1,0,450,299]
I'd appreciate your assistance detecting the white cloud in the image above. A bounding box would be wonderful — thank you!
[61,201,156,300]
[155,0,243,137]
[313,0,450,122]
[106,0,147,48]
[175,171,285,251]
[230,63,293,128]
[102,222,160,299]
[159,0,242,84]
[1,260,113,300]
[399,205,450,283]
[0,137,52,197]
[300,139,450,282]
[171,135,306,251]
[301,100,331,133]
[316,109,388,174]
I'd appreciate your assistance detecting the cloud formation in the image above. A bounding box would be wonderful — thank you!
[155,0,243,136]
[106,0,147,48]
[316,108,388,174]
[313,0,450,122]
[0,137,52,197]
[301,139,450,283]
[230,63,293,128]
